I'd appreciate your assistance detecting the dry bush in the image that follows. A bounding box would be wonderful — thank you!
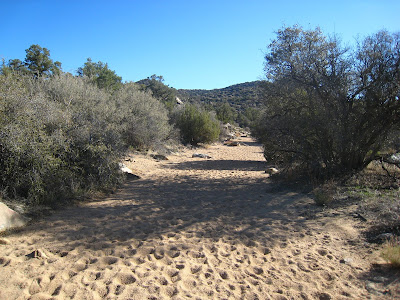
[381,237,400,268]
[112,83,175,150]
[0,74,123,206]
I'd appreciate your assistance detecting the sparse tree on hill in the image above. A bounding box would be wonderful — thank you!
[138,74,177,110]
[77,58,122,91]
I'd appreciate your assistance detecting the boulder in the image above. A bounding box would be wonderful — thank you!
[0,202,29,232]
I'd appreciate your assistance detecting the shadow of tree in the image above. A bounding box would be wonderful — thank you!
[164,159,267,171]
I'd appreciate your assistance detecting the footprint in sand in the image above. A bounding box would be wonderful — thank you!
[101,256,119,265]
[116,272,136,285]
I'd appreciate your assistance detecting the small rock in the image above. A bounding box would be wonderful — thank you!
[26,249,49,259]
[375,233,395,243]
[150,154,168,161]
[372,276,387,283]
[192,153,211,159]
[119,163,140,180]
[265,167,279,175]
[339,257,353,264]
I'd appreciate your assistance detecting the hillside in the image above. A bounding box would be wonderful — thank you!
[177,81,263,110]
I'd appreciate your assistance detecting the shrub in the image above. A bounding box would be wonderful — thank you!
[112,83,175,150]
[173,104,220,145]
[0,74,123,206]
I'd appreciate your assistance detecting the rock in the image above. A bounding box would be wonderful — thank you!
[339,257,353,264]
[0,202,30,232]
[389,153,400,164]
[228,141,240,146]
[150,154,168,161]
[192,153,212,159]
[265,167,279,175]
[26,249,49,259]
[119,163,140,180]
[375,233,395,243]
[223,140,241,146]
[176,97,183,105]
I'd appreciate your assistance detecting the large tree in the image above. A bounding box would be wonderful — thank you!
[255,26,400,178]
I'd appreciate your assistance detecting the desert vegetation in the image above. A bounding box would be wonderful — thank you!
[0,44,231,208]
[0,47,179,207]
[253,26,400,180]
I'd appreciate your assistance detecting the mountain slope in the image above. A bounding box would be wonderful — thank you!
[177,81,263,110]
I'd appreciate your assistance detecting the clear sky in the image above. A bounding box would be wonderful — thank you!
[1,0,399,90]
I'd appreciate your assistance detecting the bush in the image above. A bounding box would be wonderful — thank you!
[0,74,123,206]
[112,83,174,150]
[255,26,400,179]
[173,104,220,145]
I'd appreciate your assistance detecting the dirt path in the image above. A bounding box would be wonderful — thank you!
[0,137,395,299]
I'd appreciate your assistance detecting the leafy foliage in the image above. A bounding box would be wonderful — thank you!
[77,58,122,91]
[254,26,400,178]
[173,104,220,145]
[215,101,237,124]
[137,74,177,110]
[112,82,174,149]
[1,44,61,77]
[0,72,176,206]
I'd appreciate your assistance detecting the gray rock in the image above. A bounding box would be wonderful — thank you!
[192,153,212,159]
[375,233,395,243]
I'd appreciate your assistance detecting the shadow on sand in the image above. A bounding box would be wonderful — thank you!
[22,172,313,253]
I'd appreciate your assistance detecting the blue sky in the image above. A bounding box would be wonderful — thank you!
[1,1,399,89]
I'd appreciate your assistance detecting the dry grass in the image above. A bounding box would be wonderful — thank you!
[312,180,337,206]
[381,237,400,268]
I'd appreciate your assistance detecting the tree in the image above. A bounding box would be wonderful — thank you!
[255,26,400,178]
[215,101,237,124]
[77,58,122,91]
[24,44,62,76]
[1,44,61,76]
[138,74,177,110]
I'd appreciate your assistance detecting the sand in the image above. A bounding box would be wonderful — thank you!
[0,137,397,300]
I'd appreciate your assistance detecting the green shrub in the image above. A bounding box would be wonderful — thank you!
[173,104,220,145]
[0,74,123,206]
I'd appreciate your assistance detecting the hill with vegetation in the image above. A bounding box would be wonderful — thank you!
[177,81,263,110]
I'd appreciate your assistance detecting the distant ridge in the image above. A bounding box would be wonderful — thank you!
[177,81,263,110]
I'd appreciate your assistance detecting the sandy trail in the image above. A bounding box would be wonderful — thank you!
[0,137,396,299]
